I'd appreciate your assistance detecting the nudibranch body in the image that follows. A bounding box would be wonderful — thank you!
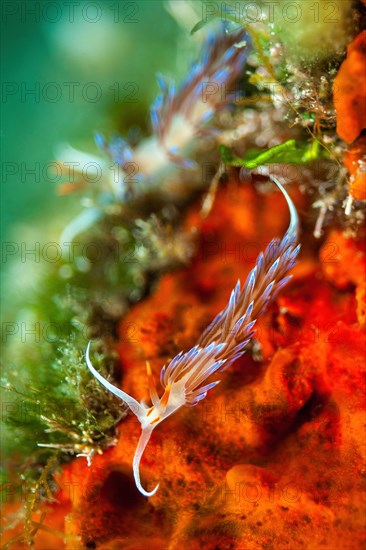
[86,176,300,497]
[59,24,251,245]
[98,24,252,186]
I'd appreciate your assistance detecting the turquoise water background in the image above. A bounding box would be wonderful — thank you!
[1,0,190,239]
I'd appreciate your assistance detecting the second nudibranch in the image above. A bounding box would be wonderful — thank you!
[86,176,300,497]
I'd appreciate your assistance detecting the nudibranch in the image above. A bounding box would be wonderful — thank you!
[96,24,251,187]
[59,24,251,245]
[86,176,300,496]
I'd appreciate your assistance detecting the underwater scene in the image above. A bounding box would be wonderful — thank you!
[1,1,366,548]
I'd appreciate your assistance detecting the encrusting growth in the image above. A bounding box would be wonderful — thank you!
[85,175,300,497]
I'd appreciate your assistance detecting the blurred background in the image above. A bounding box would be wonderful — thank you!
[1,0,203,471]
[1,0,201,240]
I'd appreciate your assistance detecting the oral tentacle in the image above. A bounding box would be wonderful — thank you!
[85,342,145,419]
[132,427,159,497]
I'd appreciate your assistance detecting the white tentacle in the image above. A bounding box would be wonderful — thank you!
[85,342,145,419]
[132,427,159,497]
